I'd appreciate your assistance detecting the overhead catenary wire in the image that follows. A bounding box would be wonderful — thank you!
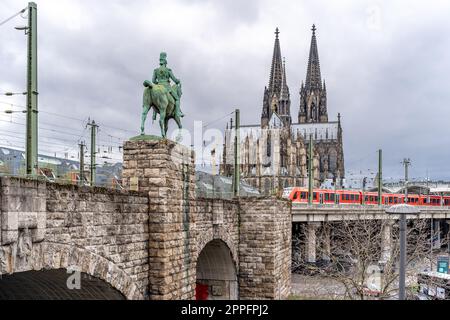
[0,7,27,27]
[202,111,234,129]
[0,100,135,136]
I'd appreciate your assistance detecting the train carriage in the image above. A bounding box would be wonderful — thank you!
[289,187,450,207]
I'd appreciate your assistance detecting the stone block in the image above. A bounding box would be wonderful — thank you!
[1,230,18,245]
[1,211,18,230]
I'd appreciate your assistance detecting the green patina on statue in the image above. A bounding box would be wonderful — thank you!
[140,52,184,138]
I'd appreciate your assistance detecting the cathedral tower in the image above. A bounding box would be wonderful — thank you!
[298,25,328,123]
[261,28,292,128]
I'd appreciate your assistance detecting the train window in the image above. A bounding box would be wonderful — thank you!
[330,194,335,201]
[365,196,369,202]
[313,192,317,199]
[325,194,329,201]
[301,192,307,199]
[389,197,393,204]
[293,192,298,200]
[350,195,354,201]
[345,194,350,201]
[375,196,378,202]
[355,195,359,201]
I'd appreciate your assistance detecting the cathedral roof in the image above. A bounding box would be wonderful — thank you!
[226,121,338,144]
[305,24,322,90]
[292,122,338,141]
[268,112,284,128]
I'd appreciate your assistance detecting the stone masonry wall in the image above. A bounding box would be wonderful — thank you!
[122,139,197,300]
[239,197,292,299]
[0,177,149,299]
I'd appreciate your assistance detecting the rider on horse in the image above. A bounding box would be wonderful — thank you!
[152,52,184,119]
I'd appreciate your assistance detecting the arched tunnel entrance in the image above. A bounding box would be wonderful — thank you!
[195,239,238,300]
[0,269,125,300]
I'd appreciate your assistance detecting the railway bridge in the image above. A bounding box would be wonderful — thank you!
[292,204,450,264]
[0,139,291,300]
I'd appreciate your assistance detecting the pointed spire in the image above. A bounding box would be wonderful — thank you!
[268,27,284,94]
[280,57,289,100]
[305,24,322,90]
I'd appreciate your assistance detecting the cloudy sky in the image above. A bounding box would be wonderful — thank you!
[1,0,449,182]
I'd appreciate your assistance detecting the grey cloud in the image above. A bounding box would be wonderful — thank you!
[0,0,449,180]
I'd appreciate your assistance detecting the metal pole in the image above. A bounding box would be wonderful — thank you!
[233,109,240,197]
[362,177,366,205]
[399,158,410,300]
[89,121,98,186]
[79,141,85,186]
[308,134,313,205]
[378,149,383,206]
[25,2,38,176]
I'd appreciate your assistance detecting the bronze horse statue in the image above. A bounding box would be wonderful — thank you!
[140,80,182,138]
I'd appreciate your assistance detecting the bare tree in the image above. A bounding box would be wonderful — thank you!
[292,218,446,300]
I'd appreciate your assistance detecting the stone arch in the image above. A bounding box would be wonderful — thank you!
[196,229,238,266]
[0,269,126,300]
[195,239,238,300]
[2,242,145,300]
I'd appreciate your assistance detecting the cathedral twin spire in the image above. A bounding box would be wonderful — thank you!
[262,28,292,128]
[262,25,328,127]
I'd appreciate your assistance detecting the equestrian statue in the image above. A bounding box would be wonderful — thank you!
[140,52,184,138]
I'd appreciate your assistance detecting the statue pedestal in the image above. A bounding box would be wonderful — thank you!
[129,134,163,142]
[122,139,196,300]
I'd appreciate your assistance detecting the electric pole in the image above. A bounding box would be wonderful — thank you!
[233,109,240,197]
[88,120,98,186]
[399,158,411,300]
[308,134,313,205]
[25,2,38,176]
[403,158,410,204]
[378,149,383,206]
[79,141,85,186]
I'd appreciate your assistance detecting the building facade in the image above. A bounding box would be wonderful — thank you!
[221,26,345,195]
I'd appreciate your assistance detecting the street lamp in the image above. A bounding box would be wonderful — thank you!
[386,204,420,300]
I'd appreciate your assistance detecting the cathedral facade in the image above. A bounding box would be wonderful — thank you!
[220,26,345,195]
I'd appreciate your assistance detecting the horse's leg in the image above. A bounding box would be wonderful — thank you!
[141,88,152,135]
[174,114,182,130]
[164,117,169,138]
[159,109,166,138]
[141,105,150,135]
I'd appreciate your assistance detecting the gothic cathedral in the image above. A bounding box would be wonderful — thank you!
[221,26,345,195]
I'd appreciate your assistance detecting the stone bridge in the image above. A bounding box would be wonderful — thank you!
[0,139,291,300]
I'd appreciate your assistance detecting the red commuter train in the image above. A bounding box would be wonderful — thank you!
[287,187,450,207]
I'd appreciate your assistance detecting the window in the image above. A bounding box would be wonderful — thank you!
[293,192,299,200]
[350,194,355,201]
[301,192,307,199]
[325,194,329,201]
[330,194,335,201]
